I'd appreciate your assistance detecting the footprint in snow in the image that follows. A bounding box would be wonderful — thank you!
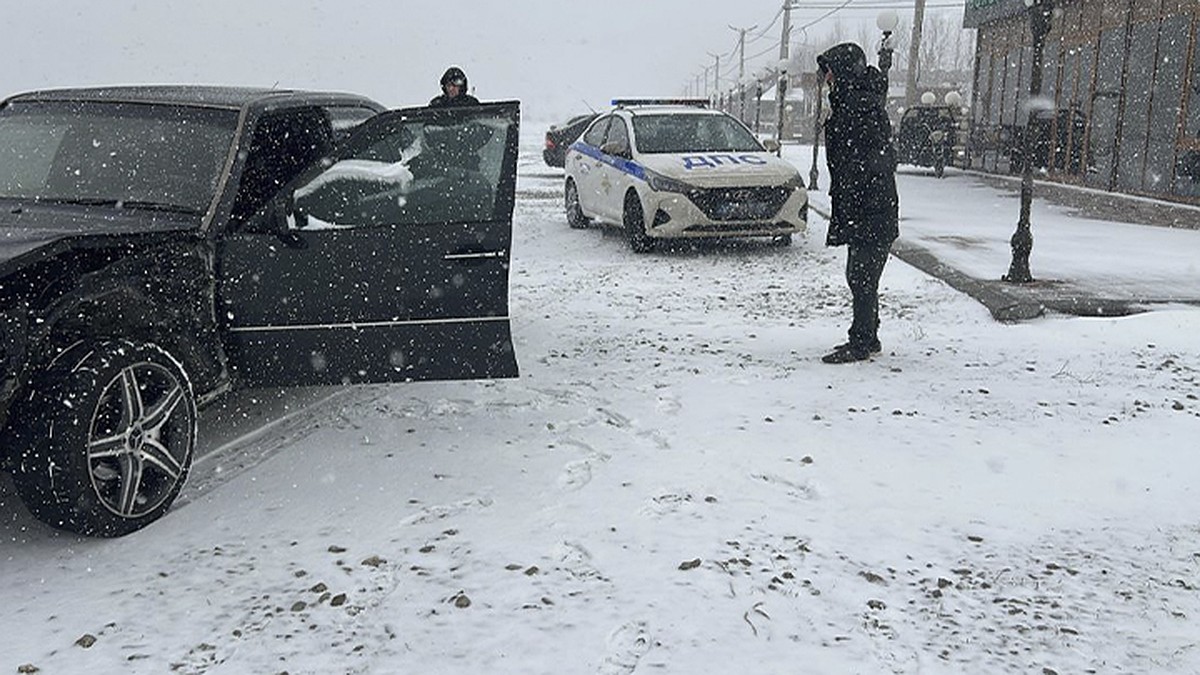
[559,458,594,490]
[751,473,818,500]
[598,620,652,675]
[557,440,610,491]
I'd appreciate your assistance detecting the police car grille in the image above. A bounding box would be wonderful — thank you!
[687,186,790,221]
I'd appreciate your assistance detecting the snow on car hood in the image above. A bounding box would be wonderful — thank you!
[638,151,800,188]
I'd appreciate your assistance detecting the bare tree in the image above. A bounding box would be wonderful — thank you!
[919,13,977,82]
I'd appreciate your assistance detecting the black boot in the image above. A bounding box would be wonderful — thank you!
[822,344,872,364]
[832,339,881,354]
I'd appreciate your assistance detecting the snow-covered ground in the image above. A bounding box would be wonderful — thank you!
[2,130,1199,674]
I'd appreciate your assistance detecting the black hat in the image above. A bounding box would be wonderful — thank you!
[817,43,867,80]
[440,66,468,88]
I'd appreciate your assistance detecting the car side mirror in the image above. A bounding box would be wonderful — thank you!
[762,138,781,153]
[259,192,309,249]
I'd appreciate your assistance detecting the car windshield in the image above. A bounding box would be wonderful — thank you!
[0,100,238,216]
[632,113,763,154]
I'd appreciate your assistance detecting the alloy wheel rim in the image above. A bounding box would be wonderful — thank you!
[86,361,192,518]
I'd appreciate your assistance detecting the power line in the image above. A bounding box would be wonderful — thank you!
[793,0,854,31]
[795,2,962,9]
[704,0,968,92]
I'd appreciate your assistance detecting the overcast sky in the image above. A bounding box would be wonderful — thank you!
[2,0,966,123]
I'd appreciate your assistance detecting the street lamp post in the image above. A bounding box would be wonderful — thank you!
[876,10,899,106]
[754,79,764,133]
[1005,0,1055,283]
[809,75,823,190]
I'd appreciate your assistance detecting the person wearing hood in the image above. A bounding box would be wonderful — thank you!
[429,66,480,107]
[816,42,899,364]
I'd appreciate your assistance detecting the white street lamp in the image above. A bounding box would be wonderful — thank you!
[876,10,900,99]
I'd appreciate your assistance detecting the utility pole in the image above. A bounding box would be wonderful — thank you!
[730,24,755,82]
[708,52,721,105]
[730,24,756,123]
[906,0,928,107]
[776,0,793,151]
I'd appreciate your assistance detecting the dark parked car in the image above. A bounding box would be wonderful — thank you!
[895,105,962,178]
[543,112,598,168]
[0,86,520,536]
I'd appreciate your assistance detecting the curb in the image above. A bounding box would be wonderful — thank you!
[808,201,1144,322]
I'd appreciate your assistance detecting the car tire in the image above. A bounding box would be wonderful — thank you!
[565,179,589,229]
[772,234,793,246]
[9,339,197,537]
[623,192,653,253]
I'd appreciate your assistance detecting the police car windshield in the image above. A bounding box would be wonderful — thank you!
[632,114,763,154]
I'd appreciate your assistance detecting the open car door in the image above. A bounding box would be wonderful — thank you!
[217,101,520,387]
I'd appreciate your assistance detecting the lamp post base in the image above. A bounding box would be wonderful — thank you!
[1004,223,1034,283]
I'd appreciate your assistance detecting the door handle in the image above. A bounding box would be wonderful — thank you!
[444,249,506,262]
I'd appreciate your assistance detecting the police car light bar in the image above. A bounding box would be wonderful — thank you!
[611,98,709,108]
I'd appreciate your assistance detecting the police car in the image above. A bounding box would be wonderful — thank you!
[563,99,807,252]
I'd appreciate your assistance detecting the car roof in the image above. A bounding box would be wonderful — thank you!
[3,85,383,112]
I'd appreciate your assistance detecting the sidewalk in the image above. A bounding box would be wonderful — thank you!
[789,146,1200,322]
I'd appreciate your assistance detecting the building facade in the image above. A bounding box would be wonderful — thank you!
[965,0,1200,203]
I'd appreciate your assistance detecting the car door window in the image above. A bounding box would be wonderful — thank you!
[604,117,630,156]
[582,116,610,147]
[231,107,334,226]
[288,106,515,229]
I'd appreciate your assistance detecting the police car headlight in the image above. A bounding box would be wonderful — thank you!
[645,169,694,194]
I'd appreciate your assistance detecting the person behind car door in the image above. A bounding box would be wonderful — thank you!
[429,66,481,107]
[816,42,899,364]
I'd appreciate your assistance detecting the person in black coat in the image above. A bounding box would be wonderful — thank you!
[817,42,899,364]
[429,66,481,107]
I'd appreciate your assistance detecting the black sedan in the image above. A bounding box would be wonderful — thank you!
[0,85,520,536]
[543,112,598,168]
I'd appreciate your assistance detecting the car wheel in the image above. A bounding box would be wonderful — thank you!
[772,233,793,246]
[565,179,589,229]
[10,339,197,537]
[623,192,653,253]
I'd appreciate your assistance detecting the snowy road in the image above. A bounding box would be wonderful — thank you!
[2,133,1200,674]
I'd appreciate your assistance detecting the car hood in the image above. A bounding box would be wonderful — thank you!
[638,151,800,188]
[0,203,197,269]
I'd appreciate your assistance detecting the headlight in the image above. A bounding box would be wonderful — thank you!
[645,169,694,194]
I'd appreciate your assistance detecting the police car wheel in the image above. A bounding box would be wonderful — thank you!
[565,179,589,229]
[623,193,653,253]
